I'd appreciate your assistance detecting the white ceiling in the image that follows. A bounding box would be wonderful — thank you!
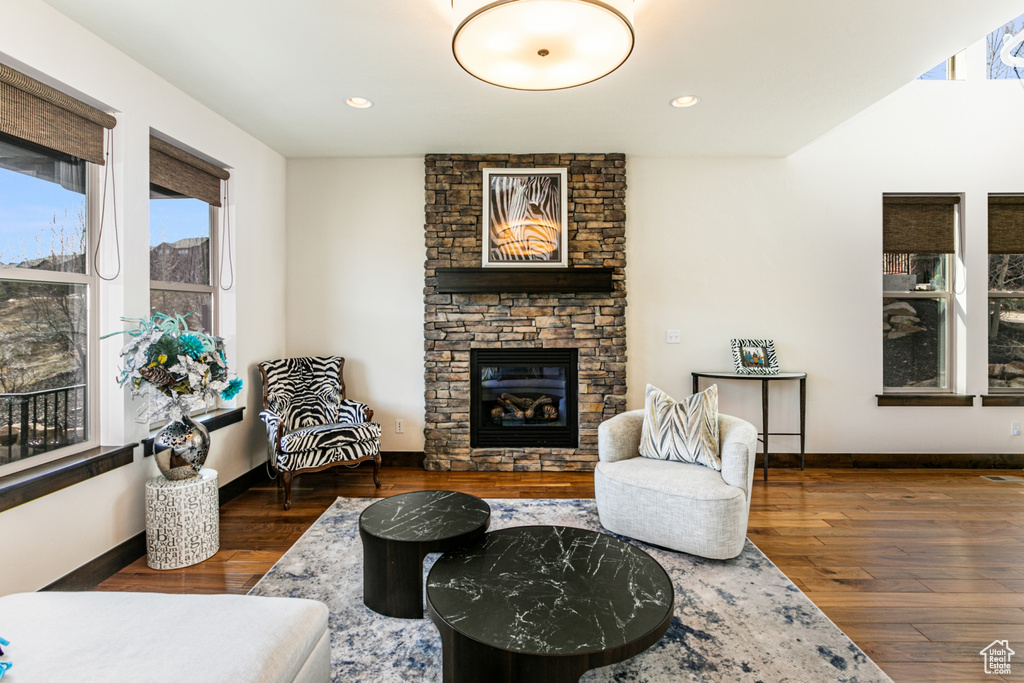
[41,0,1024,158]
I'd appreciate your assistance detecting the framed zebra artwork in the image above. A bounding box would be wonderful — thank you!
[730,339,779,375]
[482,168,568,267]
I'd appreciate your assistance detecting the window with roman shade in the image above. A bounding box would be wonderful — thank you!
[0,63,116,474]
[150,136,229,207]
[0,63,115,165]
[988,195,1024,391]
[882,195,959,392]
[149,135,229,335]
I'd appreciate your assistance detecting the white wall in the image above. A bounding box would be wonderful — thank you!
[285,159,425,451]
[0,0,287,594]
[628,54,1024,454]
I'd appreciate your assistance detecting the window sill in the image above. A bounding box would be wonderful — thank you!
[876,394,975,407]
[0,443,137,514]
[981,395,1024,407]
[142,407,245,457]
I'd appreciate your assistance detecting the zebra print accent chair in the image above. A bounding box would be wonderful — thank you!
[259,356,381,509]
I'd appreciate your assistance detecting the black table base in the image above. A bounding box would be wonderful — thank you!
[432,614,670,683]
[360,528,443,619]
[435,628,589,683]
[359,491,490,619]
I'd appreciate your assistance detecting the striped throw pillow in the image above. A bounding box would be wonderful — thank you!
[639,383,721,470]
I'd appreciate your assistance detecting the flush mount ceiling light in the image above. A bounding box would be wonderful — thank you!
[452,0,634,91]
[671,95,701,108]
[346,97,374,109]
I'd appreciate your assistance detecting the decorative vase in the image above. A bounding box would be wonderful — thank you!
[153,415,210,480]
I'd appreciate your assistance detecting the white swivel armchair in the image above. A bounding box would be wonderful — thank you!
[594,410,758,560]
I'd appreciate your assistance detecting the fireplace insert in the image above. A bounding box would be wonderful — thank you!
[470,348,578,448]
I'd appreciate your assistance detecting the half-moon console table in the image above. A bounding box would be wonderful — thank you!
[691,371,807,481]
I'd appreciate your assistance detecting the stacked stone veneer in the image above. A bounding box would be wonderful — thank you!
[424,153,626,472]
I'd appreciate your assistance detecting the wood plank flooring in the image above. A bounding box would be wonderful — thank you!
[99,467,1024,682]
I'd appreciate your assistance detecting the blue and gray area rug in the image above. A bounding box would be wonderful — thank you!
[250,497,891,682]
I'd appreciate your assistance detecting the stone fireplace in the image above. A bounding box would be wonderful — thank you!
[424,153,626,472]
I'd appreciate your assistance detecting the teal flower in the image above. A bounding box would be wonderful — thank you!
[221,377,243,400]
[179,334,205,359]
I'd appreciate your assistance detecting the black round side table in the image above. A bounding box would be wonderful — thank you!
[359,490,490,619]
[426,525,674,682]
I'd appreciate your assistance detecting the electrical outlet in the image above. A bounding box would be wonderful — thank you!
[666,330,681,344]
[1013,421,1020,436]
[395,419,405,434]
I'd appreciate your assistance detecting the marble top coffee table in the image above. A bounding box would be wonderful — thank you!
[426,525,674,682]
[359,490,490,618]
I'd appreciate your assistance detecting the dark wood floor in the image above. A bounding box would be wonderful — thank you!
[99,466,1024,682]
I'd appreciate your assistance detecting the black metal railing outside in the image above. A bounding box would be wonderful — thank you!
[0,384,87,465]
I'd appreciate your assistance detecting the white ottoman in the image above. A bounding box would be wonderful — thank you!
[0,592,330,682]
[145,468,219,569]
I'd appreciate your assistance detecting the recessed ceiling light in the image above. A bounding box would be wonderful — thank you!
[671,96,701,108]
[346,97,373,109]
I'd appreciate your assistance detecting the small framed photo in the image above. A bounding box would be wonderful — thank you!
[482,168,568,268]
[731,339,779,375]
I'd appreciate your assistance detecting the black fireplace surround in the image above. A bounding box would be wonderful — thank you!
[470,348,579,449]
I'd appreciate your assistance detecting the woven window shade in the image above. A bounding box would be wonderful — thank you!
[0,63,115,165]
[150,136,230,207]
[882,196,958,254]
[989,195,1024,254]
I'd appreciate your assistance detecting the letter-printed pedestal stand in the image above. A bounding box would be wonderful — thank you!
[145,468,219,570]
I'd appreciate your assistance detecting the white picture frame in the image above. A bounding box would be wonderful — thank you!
[481,168,568,268]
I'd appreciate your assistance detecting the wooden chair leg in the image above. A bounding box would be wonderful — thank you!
[282,471,293,510]
[372,452,381,488]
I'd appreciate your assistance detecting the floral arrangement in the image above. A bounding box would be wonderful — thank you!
[106,313,243,421]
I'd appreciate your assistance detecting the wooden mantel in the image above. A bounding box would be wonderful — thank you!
[434,267,615,294]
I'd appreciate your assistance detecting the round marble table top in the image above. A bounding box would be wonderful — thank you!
[358,490,490,544]
[426,525,674,657]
